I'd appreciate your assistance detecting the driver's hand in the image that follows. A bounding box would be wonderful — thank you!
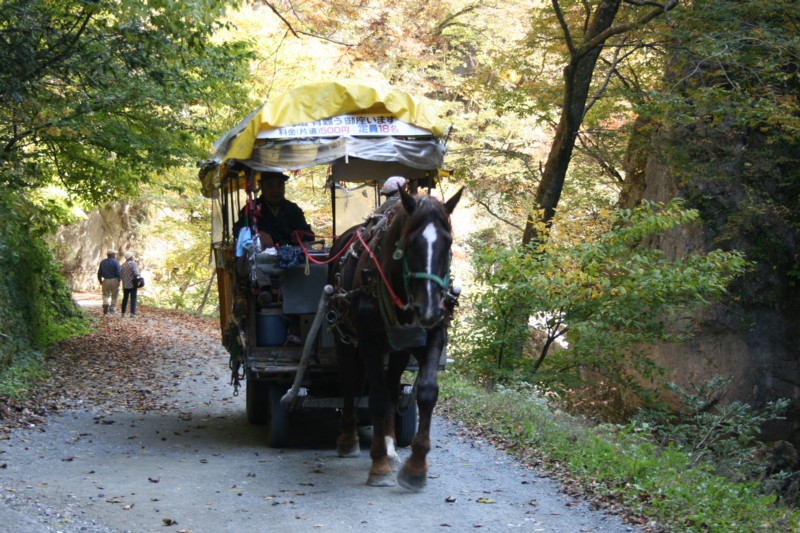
[259,231,274,248]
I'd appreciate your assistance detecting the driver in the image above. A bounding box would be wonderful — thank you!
[254,172,313,248]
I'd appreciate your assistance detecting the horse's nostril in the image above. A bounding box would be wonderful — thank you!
[415,304,442,328]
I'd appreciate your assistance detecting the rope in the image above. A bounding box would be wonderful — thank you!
[293,230,358,266]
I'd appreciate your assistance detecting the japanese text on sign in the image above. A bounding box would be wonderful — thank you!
[257,114,431,139]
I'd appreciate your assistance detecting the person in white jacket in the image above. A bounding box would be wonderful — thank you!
[120,251,141,317]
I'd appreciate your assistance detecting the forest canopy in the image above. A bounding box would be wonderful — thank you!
[0,0,254,207]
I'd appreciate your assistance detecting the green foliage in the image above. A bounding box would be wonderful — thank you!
[0,352,48,399]
[473,0,676,211]
[652,0,800,140]
[452,200,747,400]
[135,168,219,315]
[0,191,90,396]
[439,374,800,532]
[0,0,254,205]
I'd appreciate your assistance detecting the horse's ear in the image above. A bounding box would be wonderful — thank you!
[399,186,417,214]
[444,187,464,214]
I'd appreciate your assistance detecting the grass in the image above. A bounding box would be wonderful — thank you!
[438,373,800,532]
[0,352,49,399]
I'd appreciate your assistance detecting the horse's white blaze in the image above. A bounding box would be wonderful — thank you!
[422,222,438,302]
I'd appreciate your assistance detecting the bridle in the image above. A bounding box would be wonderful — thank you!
[394,240,451,300]
[355,218,452,312]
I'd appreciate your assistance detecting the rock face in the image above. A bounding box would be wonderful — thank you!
[624,127,800,446]
[53,201,148,291]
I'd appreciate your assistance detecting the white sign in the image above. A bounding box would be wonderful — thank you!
[257,114,432,139]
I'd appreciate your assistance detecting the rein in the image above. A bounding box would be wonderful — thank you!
[294,230,357,266]
[293,209,452,313]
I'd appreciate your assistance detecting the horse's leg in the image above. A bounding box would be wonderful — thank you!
[397,328,444,492]
[359,320,394,486]
[336,342,360,457]
[383,350,410,468]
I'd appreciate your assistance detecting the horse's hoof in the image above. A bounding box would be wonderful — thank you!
[336,440,360,458]
[367,472,396,487]
[397,467,427,492]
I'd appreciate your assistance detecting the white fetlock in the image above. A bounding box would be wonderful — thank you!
[385,436,401,468]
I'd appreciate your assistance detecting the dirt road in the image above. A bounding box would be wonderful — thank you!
[0,300,639,533]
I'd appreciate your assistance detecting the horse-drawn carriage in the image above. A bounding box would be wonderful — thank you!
[199,81,461,489]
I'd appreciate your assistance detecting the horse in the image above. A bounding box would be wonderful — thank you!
[326,186,463,490]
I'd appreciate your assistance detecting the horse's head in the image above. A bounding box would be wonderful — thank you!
[394,187,463,329]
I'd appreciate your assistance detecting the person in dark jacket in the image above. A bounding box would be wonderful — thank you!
[97,250,121,315]
[254,172,313,247]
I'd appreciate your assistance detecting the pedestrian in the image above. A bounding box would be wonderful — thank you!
[97,250,121,315]
[120,251,141,318]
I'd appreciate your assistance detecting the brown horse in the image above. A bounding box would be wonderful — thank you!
[326,186,463,490]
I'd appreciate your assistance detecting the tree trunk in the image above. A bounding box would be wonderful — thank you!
[523,0,622,244]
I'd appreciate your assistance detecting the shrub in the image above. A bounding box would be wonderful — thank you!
[633,376,791,481]
[451,200,747,406]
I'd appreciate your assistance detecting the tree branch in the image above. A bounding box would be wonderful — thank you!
[576,132,625,184]
[552,0,576,55]
[578,0,679,56]
[262,0,357,47]
[432,3,482,36]
[581,0,592,33]
[474,197,525,232]
[583,38,624,118]
[262,1,299,38]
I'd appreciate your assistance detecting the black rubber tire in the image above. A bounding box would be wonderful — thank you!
[245,379,269,425]
[267,385,290,448]
[395,400,417,448]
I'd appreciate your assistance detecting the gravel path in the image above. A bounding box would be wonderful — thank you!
[0,299,641,533]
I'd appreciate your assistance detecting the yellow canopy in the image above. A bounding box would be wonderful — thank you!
[217,80,446,163]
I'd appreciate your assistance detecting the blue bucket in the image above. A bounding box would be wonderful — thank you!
[257,309,288,346]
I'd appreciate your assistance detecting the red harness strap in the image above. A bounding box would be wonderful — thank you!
[293,228,405,309]
[354,229,406,309]
[294,230,357,265]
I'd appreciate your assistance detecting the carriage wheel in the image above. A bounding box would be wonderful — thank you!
[267,385,290,448]
[395,400,417,448]
[245,378,269,425]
